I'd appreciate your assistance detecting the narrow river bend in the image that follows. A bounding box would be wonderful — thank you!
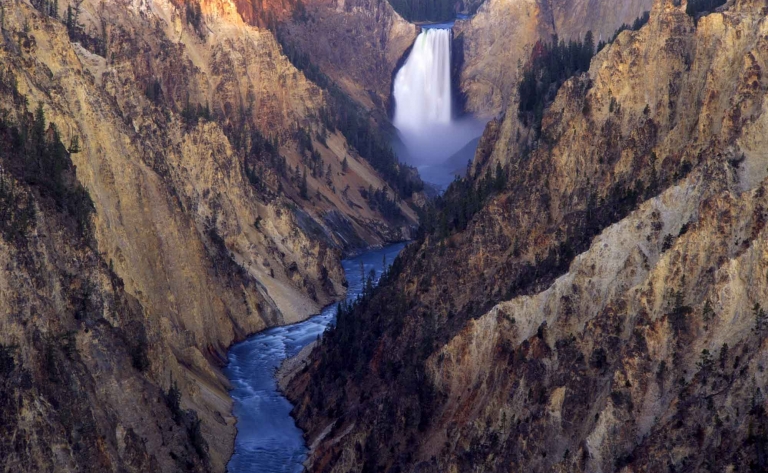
[225,243,408,472]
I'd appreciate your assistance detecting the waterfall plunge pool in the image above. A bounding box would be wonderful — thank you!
[225,243,408,473]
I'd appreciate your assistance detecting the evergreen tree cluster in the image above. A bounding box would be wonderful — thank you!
[296,127,325,180]
[597,11,650,51]
[276,31,423,200]
[418,161,506,239]
[185,1,206,39]
[518,32,596,136]
[186,2,202,30]
[519,12,650,137]
[144,78,163,104]
[387,0,455,23]
[180,94,211,126]
[244,128,287,196]
[30,0,107,57]
[219,105,289,201]
[291,126,338,199]
[309,246,436,445]
[686,0,726,17]
[62,1,108,57]
[298,166,309,199]
[321,253,407,377]
[0,70,95,241]
[163,380,210,466]
[31,0,59,19]
[0,167,35,244]
[363,186,404,222]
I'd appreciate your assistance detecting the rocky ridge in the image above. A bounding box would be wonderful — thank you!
[455,0,655,115]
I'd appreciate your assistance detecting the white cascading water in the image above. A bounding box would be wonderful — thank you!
[392,27,486,186]
[393,28,453,131]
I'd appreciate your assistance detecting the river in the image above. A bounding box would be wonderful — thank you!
[224,242,408,472]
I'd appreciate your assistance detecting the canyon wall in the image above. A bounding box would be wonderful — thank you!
[280,0,417,114]
[288,0,768,471]
[0,0,418,470]
[456,0,655,115]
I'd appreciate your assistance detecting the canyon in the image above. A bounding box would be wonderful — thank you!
[287,0,768,471]
[0,0,419,470]
[3,0,765,471]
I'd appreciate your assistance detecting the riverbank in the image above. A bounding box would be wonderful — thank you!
[276,341,317,393]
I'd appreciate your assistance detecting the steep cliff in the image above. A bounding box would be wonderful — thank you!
[288,0,768,471]
[0,0,419,470]
[280,0,417,114]
[455,0,654,115]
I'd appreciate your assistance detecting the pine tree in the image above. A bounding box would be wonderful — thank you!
[66,5,73,35]
[299,167,308,200]
[68,135,81,153]
[494,162,506,191]
[33,102,46,140]
[583,30,595,68]
[165,378,183,424]
[753,303,767,334]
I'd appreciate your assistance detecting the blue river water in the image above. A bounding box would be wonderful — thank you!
[225,242,407,472]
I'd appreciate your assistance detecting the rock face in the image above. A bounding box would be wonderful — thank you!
[455,0,654,115]
[0,0,418,471]
[281,0,417,113]
[288,0,768,471]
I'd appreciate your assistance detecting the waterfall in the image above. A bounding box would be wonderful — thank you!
[391,25,486,187]
[393,27,453,132]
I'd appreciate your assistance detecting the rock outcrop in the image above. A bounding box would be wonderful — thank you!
[0,0,418,470]
[455,0,654,115]
[288,0,768,471]
[281,0,417,114]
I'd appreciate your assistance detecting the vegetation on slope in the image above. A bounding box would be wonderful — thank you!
[0,66,212,472]
[518,32,597,136]
[0,69,94,242]
[686,0,727,17]
[597,11,650,51]
[288,4,763,470]
[519,11,649,138]
[415,13,653,242]
[276,31,424,200]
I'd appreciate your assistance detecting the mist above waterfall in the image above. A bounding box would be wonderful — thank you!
[393,26,486,187]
